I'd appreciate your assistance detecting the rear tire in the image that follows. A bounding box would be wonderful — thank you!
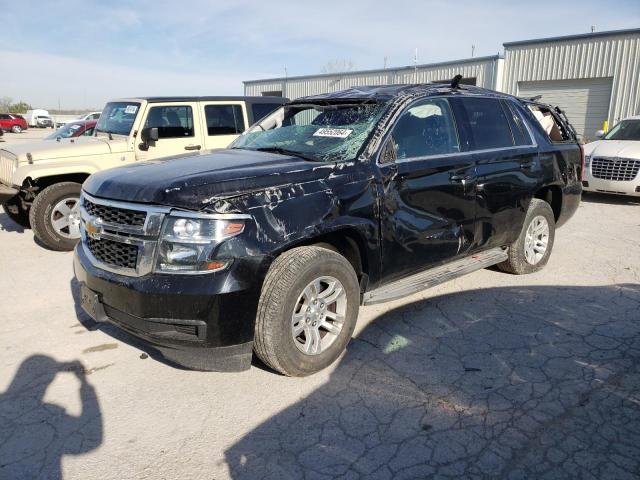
[29,182,82,251]
[497,198,555,275]
[254,246,360,376]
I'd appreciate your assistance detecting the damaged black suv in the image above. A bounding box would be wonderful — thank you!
[74,81,583,376]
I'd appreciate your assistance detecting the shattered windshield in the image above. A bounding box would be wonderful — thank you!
[230,101,388,162]
[95,101,140,136]
[604,119,640,141]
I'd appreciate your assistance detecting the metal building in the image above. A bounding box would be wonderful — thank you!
[502,28,640,138]
[244,28,640,138]
[244,55,504,99]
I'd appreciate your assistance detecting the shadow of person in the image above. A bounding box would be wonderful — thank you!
[0,355,103,479]
[225,283,640,479]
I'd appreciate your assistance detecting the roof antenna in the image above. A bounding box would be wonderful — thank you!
[451,74,463,90]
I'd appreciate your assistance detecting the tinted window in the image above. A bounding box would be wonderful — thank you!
[0,114,9,119]
[392,98,460,159]
[205,105,244,136]
[83,127,95,136]
[460,98,514,150]
[503,101,533,146]
[252,103,282,122]
[91,113,101,119]
[145,105,194,139]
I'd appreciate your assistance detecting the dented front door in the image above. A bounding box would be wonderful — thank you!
[377,97,477,283]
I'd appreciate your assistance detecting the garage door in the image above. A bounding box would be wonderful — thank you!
[518,78,613,140]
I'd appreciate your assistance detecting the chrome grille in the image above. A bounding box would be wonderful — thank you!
[83,198,147,226]
[591,157,640,182]
[87,237,138,269]
[0,151,16,184]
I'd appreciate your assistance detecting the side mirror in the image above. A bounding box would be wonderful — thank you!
[141,127,159,143]
[595,130,605,139]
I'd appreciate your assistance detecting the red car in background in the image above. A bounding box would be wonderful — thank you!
[0,113,28,133]
[45,120,97,140]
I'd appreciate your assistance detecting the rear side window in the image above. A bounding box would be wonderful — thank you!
[252,103,282,122]
[459,98,514,150]
[391,98,460,159]
[205,104,244,136]
[145,105,194,139]
[503,101,534,146]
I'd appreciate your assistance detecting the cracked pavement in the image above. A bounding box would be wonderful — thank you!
[1,185,639,479]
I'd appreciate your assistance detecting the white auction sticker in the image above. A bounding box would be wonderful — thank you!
[125,105,138,114]
[313,128,353,138]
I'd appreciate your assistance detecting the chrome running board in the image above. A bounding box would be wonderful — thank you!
[363,248,508,305]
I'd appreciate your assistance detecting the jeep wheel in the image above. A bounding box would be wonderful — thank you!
[497,198,555,275]
[29,182,82,251]
[254,246,360,376]
[2,197,30,228]
[11,125,22,134]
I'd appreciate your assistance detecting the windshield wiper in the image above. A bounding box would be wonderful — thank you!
[253,147,320,162]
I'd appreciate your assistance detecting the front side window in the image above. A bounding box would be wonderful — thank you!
[391,98,460,159]
[231,101,388,162]
[83,127,95,136]
[460,97,514,150]
[604,119,640,141]
[204,105,244,136]
[95,101,140,136]
[145,105,194,139]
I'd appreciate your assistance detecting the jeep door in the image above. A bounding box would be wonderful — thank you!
[135,102,204,161]
[200,101,248,150]
[450,97,538,250]
[378,97,477,283]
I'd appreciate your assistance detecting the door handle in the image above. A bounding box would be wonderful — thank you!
[450,173,477,185]
[520,160,534,170]
[184,144,202,151]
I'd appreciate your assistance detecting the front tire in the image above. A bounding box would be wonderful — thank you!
[29,182,82,251]
[254,246,360,376]
[11,125,22,133]
[497,198,555,275]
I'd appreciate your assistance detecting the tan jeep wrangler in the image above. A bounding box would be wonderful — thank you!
[0,96,286,250]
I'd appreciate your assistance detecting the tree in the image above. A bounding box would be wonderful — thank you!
[9,101,31,114]
[0,96,12,113]
[321,59,355,74]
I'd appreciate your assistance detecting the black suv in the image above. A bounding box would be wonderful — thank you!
[74,82,582,376]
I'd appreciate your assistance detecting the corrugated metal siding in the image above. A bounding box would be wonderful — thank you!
[503,33,640,124]
[245,57,500,100]
[518,78,613,138]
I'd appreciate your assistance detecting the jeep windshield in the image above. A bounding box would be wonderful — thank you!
[95,101,140,137]
[230,101,388,162]
[604,119,640,141]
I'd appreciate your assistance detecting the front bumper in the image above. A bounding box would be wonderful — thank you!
[0,183,19,203]
[73,243,265,371]
[582,174,640,197]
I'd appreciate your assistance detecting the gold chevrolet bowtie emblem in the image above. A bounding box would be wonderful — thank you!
[85,218,102,238]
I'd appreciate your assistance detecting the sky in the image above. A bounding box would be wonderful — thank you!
[1,0,639,110]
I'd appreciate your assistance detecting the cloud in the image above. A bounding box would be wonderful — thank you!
[1,0,639,107]
[0,51,270,109]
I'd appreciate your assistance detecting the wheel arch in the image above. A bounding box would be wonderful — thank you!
[534,185,562,223]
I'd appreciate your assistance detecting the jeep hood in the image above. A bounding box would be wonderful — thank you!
[83,148,336,211]
[583,140,640,158]
[5,136,127,162]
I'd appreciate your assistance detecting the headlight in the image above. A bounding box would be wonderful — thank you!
[155,213,247,274]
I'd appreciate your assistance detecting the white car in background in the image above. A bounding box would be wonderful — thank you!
[56,111,102,127]
[583,116,640,197]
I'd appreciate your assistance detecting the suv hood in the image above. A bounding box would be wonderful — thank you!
[83,149,336,211]
[5,136,127,162]
[583,139,640,158]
